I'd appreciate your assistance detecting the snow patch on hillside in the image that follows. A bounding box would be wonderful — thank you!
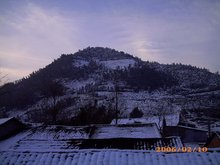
[73,59,89,67]
[65,79,95,90]
[101,59,136,69]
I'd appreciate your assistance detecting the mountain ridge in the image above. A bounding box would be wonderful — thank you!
[0,47,220,116]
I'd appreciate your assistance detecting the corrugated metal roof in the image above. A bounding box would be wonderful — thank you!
[0,150,219,165]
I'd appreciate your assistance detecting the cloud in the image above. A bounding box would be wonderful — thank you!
[1,0,220,82]
[0,3,81,81]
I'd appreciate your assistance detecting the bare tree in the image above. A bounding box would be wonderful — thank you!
[41,80,66,124]
[113,84,126,124]
[0,72,8,87]
[0,72,9,97]
[155,99,174,132]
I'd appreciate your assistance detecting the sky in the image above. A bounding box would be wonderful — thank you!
[0,0,220,82]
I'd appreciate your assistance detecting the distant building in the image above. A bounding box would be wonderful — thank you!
[163,125,208,143]
[204,133,220,148]
[0,117,26,140]
[91,123,161,139]
[111,114,179,127]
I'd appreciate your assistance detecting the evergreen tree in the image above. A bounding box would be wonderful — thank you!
[130,107,144,118]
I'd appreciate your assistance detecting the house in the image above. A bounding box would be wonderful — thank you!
[0,124,184,151]
[204,132,220,148]
[0,117,26,140]
[163,125,208,143]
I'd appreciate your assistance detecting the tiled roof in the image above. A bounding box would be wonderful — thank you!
[70,137,183,150]
[4,133,182,151]
[0,150,219,165]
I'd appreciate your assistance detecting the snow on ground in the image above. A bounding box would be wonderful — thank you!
[0,149,219,165]
[101,59,136,69]
[212,126,220,132]
[97,91,181,116]
[6,110,24,118]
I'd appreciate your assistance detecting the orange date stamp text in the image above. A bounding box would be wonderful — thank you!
[156,147,208,152]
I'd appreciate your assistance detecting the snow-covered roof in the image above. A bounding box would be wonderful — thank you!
[0,125,184,152]
[25,125,90,140]
[0,117,13,125]
[0,124,218,164]
[91,123,161,139]
[168,125,207,132]
[0,149,219,165]
[111,114,179,127]
[0,124,161,151]
[0,125,91,151]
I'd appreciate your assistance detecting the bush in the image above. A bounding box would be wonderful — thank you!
[72,103,115,125]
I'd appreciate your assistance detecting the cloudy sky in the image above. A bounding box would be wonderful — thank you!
[0,0,220,81]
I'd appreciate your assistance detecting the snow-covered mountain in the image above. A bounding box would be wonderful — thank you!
[0,47,220,126]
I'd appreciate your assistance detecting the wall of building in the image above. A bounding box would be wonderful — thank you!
[164,126,208,142]
[206,136,220,148]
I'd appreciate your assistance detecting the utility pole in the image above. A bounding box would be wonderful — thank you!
[115,85,119,125]
[208,120,211,138]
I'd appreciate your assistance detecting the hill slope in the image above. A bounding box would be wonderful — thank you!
[0,47,220,125]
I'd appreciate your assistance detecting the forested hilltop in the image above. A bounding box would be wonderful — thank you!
[0,47,219,126]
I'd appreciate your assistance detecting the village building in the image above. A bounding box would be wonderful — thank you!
[163,125,208,143]
[204,132,220,148]
[0,122,219,164]
[0,117,26,140]
[111,113,180,127]
[91,123,161,139]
